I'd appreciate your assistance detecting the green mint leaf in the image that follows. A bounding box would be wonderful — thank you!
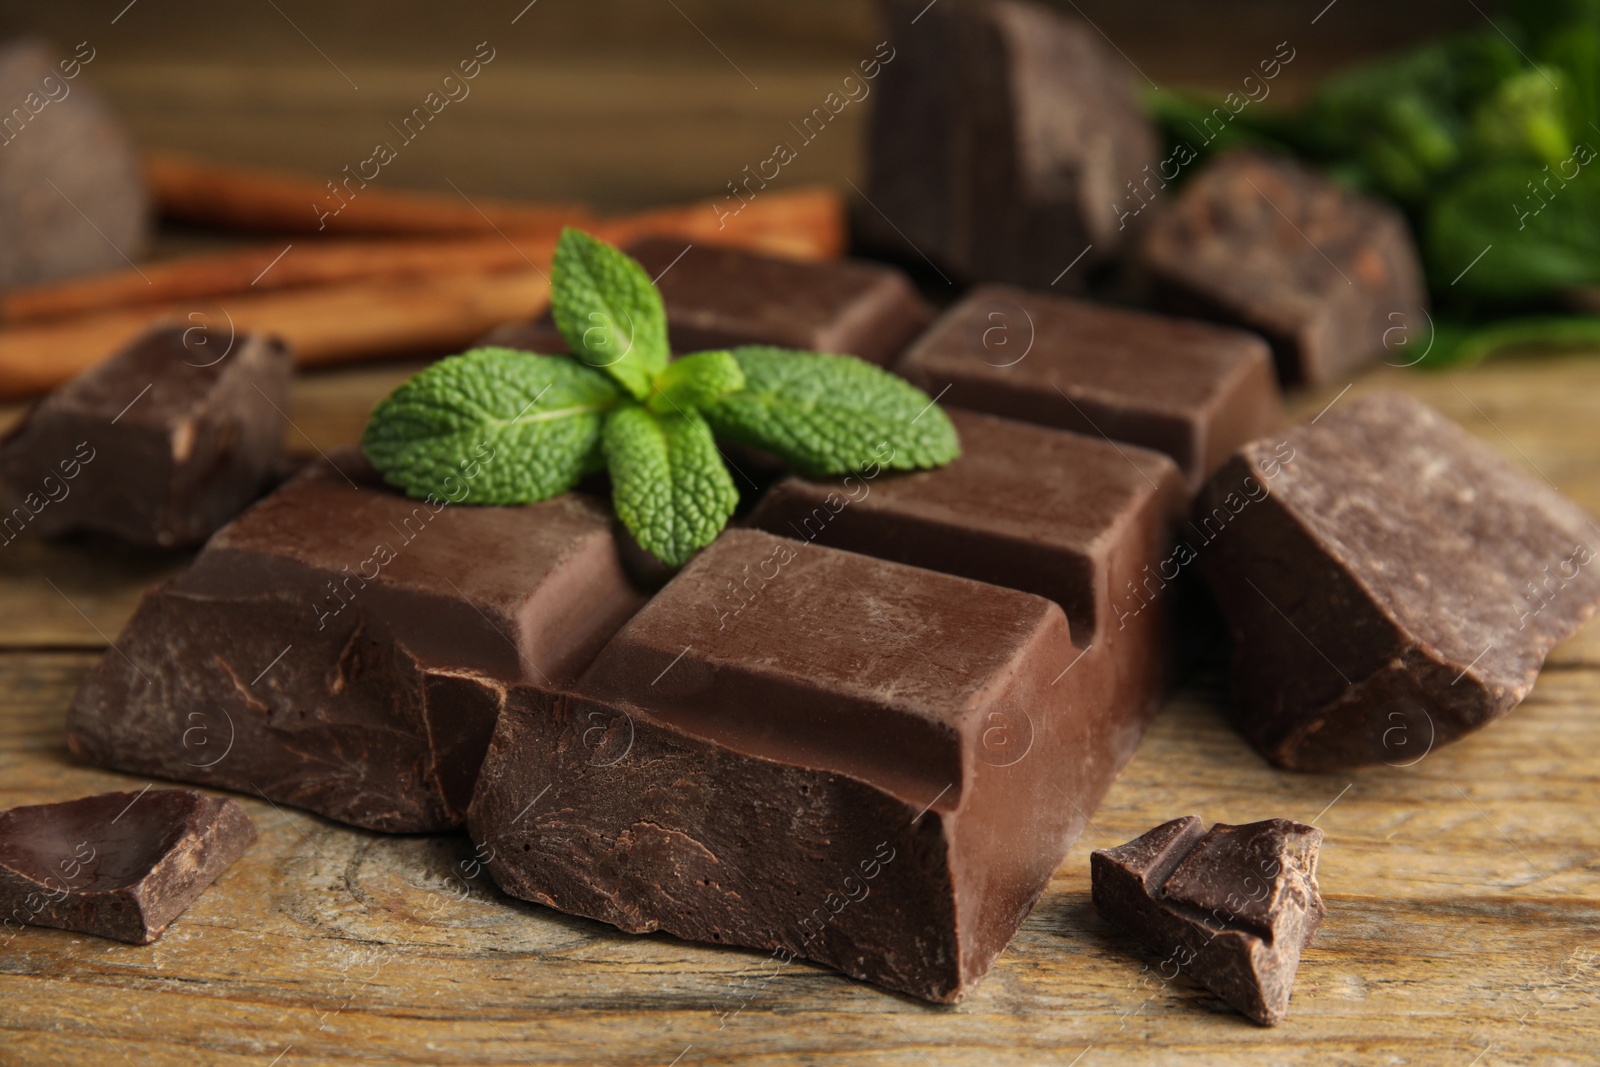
[551,228,668,400]
[603,403,738,568]
[646,350,746,415]
[699,346,960,476]
[362,347,619,504]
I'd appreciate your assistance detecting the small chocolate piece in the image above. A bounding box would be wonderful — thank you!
[0,39,149,288]
[1201,391,1600,770]
[0,324,292,548]
[894,286,1283,486]
[68,452,645,831]
[1138,150,1428,384]
[864,0,1159,287]
[0,789,256,945]
[1091,816,1325,1026]
[482,238,932,364]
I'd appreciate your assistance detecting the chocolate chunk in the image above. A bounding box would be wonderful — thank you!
[864,0,1159,287]
[0,39,149,288]
[482,238,932,364]
[0,789,255,945]
[1091,816,1325,1025]
[68,452,645,831]
[0,324,292,548]
[749,408,1185,640]
[1201,391,1600,770]
[470,511,1170,1002]
[1138,150,1428,384]
[894,286,1283,487]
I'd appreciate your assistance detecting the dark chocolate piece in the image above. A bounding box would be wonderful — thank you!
[749,408,1185,639]
[472,532,1074,1002]
[864,0,1159,287]
[0,324,292,548]
[894,285,1283,487]
[0,789,255,945]
[1092,816,1325,1025]
[0,39,149,288]
[482,238,932,364]
[1202,391,1600,770]
[68,451,645,831]
[1138,150,1428,384]
[471,482,1177,1003]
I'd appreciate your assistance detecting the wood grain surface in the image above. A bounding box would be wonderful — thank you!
[1,2,1596,1063]
[1,354,1598,1067]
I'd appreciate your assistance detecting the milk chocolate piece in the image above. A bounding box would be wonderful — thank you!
[1092,816,1325,1026]
[68,452,644,831]
[895,286,1282,487]
[0,324,292,548]
[1139,150,1428,384]
[482,238,932,364]
[864,0,1159,287]
[0,39,149,288]
[1202,391,1600,770]
[0,789,256,945]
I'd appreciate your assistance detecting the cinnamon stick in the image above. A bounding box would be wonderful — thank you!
[0,268,553,400]
[3,187,845,325]
[144,151,596,236]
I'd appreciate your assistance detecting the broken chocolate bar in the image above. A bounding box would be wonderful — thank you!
[0,323,291,548]
[0,38,149,288]
[1092,815,1325,1026]
[1138,150,1428,384]
[68,451,645,831]
[1201,391,1600,770]
[473,407,1191,1002]
[472,531,1087,1001]
[482,238,932,364]
[0,789,255,945]
[864,0,1159,287]
[894,286,1283,486]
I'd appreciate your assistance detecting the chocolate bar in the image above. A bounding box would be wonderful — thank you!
[472,410,1188,1001]
[894,286,1283,487]
[1138,150,1428,384]
[1201,391,1600,770]
[68,451,645,831]
[1092,816,1325,1025]
[0,789,255,945]
[0,38,149,288]
[482,238,932,364]
[0,324,291,548]
[864,0,1159,287]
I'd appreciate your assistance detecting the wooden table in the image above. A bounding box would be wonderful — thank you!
[2,353,1598,1066]
[3,2,1598,1061]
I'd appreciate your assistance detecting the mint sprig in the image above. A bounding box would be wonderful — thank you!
[362,228,960,567]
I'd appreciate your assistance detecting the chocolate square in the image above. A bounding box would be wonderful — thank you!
[1139,150,1428,384]
[0,323,291,548]
[894,286,1282,487]
[68,452,645,831]
[482,238,932,364]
